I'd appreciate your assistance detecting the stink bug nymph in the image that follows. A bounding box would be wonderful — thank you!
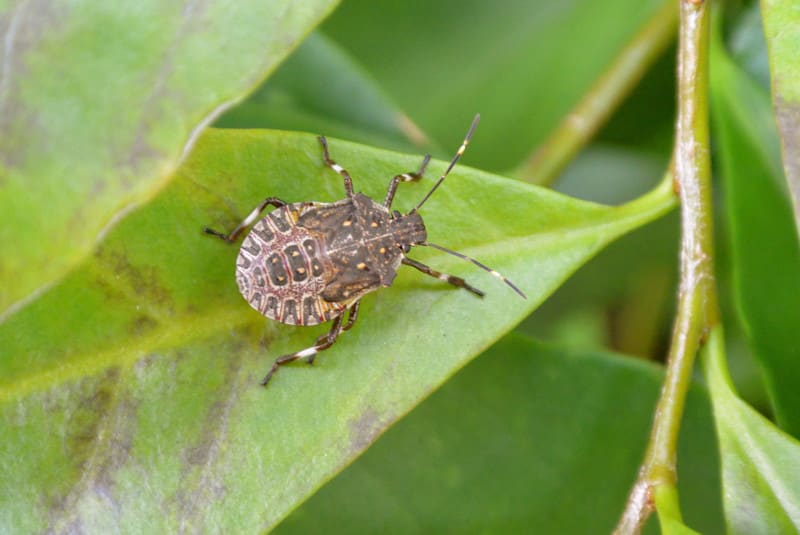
[205,115,525,386]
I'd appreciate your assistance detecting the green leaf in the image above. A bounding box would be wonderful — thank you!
[275,334,723,534]
[710,27,800,437]
[703,327,800,534]
[654,486,703,535]
[727,3,771,90]
[322,0,671,171]
[216,32,430,153]
[0,128,674,532]
[0,0,338,318]
[761,0,800,229]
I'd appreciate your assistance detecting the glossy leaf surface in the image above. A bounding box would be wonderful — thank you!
[323,0,671,171]
[710,27,800,437]
[0,128,674,532]
[0,0,338,317]
[761,0,800,229]
[277,334,722,534]
[217,32,428,153]
[704,328,800,534]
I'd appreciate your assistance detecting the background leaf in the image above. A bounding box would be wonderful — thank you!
[704,327,800,534]
[0,0,338,317]
[321,0,671,171]
[6,0,795,531]
[216,32,430,153]
[275,334,723,534]
[710,21,800,437]
[761,0,800,231]
[0,128,673,532]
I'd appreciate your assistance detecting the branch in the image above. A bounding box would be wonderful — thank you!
[614,0,717,533]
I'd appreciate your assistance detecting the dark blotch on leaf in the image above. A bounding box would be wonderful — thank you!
[94,247,173,312]
[348,408,386,455]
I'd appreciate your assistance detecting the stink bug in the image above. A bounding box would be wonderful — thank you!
[205,115,525,386]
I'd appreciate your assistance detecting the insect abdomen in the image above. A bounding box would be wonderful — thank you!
[236,205,343,326]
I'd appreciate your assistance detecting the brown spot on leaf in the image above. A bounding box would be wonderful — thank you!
[48,368,139,528]
[348,408,386,455]
[774,97,800,223]
[94,246,173,313]
[0,0,67,170]
[62,369,120,471]
[173,336,248,521]
[129,315,159,336]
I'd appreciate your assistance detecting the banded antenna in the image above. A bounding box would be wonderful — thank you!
[423,241,527,299]
[412,114,481,213]
[410,114,525,299]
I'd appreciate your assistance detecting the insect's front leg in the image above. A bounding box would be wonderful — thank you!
[384,154,431,208]
[204,197,287,243]
[318,136,355,198]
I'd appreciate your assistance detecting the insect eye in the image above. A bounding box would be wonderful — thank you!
[401,244,411,253]
[391,210,402,220]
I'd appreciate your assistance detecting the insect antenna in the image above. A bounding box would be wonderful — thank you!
[412,114,481,213]
[422,241,527,299]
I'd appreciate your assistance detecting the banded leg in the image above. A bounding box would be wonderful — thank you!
[204,197,287,243]
[342,300,361,331]
[306,301,360,365]
[384,154,431,208]
[260,301,361,386]
[402,256,485,298]
[319,136,355,198]
[261,314,344,386]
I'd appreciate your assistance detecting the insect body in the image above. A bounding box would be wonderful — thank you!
[205,115,525,386]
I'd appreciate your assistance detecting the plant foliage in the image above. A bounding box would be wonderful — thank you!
[1,0,798,533]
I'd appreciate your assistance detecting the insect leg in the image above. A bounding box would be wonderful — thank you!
[204,197,287,243]
[384,154,431,208]
[318,136,355,198]
[401,256,485,298]
[260,314,346,386]
[342,300,361,332]
[306,300,360,365]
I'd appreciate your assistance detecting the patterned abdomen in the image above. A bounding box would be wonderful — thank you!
[236,204,344,326]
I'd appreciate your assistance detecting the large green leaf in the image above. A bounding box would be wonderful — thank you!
[322,0,670,171]
[710,25,800,437]
[704,327,800,534]
[0,128,674,532]
[276,334,723,534]
[0,0,338,318]
[761,0,800,230]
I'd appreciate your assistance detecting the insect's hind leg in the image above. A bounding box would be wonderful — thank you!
[384,154,431,208]
[318,136,355,198]
[402,256,485,298]
[342,301,361,331]
[307,300,360,365]
[261,307,353,386]
[204,197,287,243]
